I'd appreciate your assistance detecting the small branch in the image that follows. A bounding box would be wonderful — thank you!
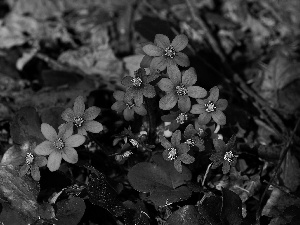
[255,118,300,223]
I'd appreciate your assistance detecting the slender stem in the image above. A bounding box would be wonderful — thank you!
[202,163,212,186]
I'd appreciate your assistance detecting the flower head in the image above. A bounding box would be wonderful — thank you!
[183,124,205,152]
[158,67,207,112]
[209,135,237,174]
[111,91,147,121]
[121,68,156,106]
[161,111,190,131]
[34,123,85,172]
[18,142,47,181]
[191,86,228,125]
[194,120,219,140]
[142,34,190,76]
[160,130,195,173]
[61,96,103,136]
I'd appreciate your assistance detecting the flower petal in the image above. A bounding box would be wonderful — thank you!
[154,34,170,49]
[41,123,57,142]
[134,105,147,116]
[150,56,167,71]
[171,34,188,52]
[123,107,134,121]
[180,154,195,164]
[174,159,182,173]
[174,52,190,67]
[134,89,144,106]
[177,143,189,154]
[65,134,85,147]
[215,99,228,111]
[157,78,174,92]
[208,86,219,102]
[198,112,212,125]
[62,147,78,164]
[159,92,178,110]
[182,67,197,86]
[171,130,181,146]
[61,108,75,122]
[35,156,47,167]
[168,64,181,85]
[111,101,127,113]
[47,151,62,172]
[31,166,40,181]
[162,149,172,161]
[187,86,207,98]
[213,139,226,152]
[212,110,226,125]
[83,121,103,133]
[178,95,191,112]
[184,124,197,138]
[222,161,231,174]
[113,91,125,101]
[73,96,85,116]
[143,84,156,98]
[19,164,30,177]
[190,104,206,114]
[124,87,136,102]
[58,122,73,140]
[121,76,133,88]
[77,127,88,136]
[34,141,55,156]
[83,106,101,121]
[140,55,153,68]
[160,136,172,149]
[142,44,164,56]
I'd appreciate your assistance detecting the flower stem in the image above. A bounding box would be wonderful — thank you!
[144,97,157,144]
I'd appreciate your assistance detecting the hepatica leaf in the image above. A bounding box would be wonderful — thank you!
[0,165,39,223]
[221,188,243,225]
[10,106,45,145]
[128,154,192,206]
[55,197,86,225]
[166,205,206,225]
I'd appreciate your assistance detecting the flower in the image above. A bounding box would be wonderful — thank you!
[160,130,195,173]
[34,123,85,171]
[121,68,156,106]
[209,135,237,174]
[111,91,147,121]
[18,142,47,181]
[183,124,205,152]
[161,110,190,131]
[190,86,228,125]
[61,95,103,136]
[158,67,207,112]
[194,120,219,140]
[142,34,190,76]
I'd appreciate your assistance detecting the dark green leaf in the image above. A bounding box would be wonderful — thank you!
[166,205,207,225]
[221,188,243,225]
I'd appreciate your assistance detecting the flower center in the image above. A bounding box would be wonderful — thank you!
[167,147,177,160]
[132,77,143,87]
[224,151,236,162]
[74,116,84,127]
[175,84,188,96]
[25,153,34,165]
[129,139,139,148]
[185,139,195,146]
[205,101,216,112]
[54,138,65,150]
[122,150,133,158]
[126,102,135,109]
[164,46,176,58]
[176,113,188,124]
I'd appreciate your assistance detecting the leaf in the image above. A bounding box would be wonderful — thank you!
[128,154,192,206]
[123,200,150,225]
[55,197,86,225]
[198,195,223,225]
[280,151,300,192]
[10,106,45,145]
[166,205,207,225]
[0,145,24,166]
[0,165,39,223]
[0,203,28,225]
[221,188,243,225]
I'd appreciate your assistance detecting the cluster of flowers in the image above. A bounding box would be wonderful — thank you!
[17,96,103,181]
[111,34,237,173]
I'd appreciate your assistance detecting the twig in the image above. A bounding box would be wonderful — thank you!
[255,118,300,223]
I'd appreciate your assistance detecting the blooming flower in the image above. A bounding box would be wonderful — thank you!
[190,86,228,125]
[161,111,190,131]
[111,91,147,121]
[18,142,47,181]
[142,34,190,76]
[34,123,85,172]
[61,96,103,136]
[183,124,205,152]
[158,67,207,112]
[160,130,195,173]
[209,135,237,174]
[121,68,156,106]
[194,120,218,140]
